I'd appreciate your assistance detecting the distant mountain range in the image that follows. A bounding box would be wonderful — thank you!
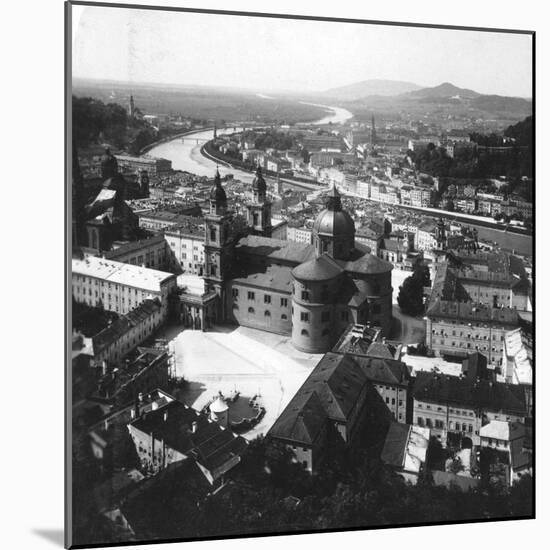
[319,79,531,118]
[403,82,481,100]
[320,79,423,101]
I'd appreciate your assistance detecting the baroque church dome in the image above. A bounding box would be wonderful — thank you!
[313,185,355,238]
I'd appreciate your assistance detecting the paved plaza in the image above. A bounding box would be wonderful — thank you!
[162,324,323,440]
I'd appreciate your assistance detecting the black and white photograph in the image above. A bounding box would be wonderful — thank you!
[66,2,534,548]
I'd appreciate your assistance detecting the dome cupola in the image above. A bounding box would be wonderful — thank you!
[312,185,355,260]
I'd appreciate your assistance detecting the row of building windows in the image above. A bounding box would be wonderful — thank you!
[237,305,289,321]
[417,417,474,433]
[433,329,504,341]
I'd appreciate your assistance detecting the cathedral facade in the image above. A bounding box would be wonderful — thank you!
[201,167,393,354]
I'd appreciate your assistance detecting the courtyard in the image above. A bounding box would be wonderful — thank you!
[161,324,323,440]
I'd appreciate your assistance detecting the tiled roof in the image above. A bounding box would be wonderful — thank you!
[352,356,411,387]
[426,299,519,325]
[268,353,368,445]
[232,264,293,293]
[92,299,161,353]
[292,253,344,282]
[130,400,247,473]
[413,372,526,415]
[104,234,166,260]
[72,256,175,292]
[380,422,409,468]
[235,235,315,265]
[337,242,393,275]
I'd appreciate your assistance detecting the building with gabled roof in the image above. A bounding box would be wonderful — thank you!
[268,352,392,472]
[128,398,248,483]
[381,422,430,484]
[412,371,527,447]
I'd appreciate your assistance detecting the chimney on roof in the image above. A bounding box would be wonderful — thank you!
[191,421,198,433]
[138,392,144,403]
[163,410,168,422]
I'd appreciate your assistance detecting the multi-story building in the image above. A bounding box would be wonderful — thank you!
[72,256,177,318]
[416,221,437,251]
[356,179,371,199]
[287,225,313,244]
[164,220,206,275]
[127,398,248,483]
[104,234,170,271]
[302,134,344,152]
[355,226,383,256]
[114,154,172,177]
[410,186,433,207]
[91,299,164,366]
[412,371,527,447]
[268,352,392,472]
[94,347,171,404]
[138,210,203,232]
[502,328,532,415]
[332,325,410,422]
[425,300,519,366]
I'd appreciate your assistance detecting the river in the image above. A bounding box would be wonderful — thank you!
[145,105,531,257]
[146,102,353,184]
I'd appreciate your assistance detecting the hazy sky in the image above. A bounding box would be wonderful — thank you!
[72,5,533,97]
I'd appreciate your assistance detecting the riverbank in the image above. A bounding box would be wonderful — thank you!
[201,139,322,190]
[139,126,213,155]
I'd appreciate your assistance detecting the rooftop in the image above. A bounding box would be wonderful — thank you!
[72,256,175,293]
[381,422,430,474]
[92,299,162,353]
[235,235,315,265]
[292,253,344,282]
[413,371,526,415]
[268,352,369,445]
[104,234,166,260]
[232,263,294,293]
[130,400,247,474]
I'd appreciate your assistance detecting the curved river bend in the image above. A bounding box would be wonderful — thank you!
[146,103,353,185]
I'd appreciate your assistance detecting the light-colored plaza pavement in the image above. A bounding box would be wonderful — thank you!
[162,324,323,440]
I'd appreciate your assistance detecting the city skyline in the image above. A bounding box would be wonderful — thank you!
[72,6,533,98]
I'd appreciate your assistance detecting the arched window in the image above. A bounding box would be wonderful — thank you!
[248,307,255,314]
[264,310,271,317]
[281,314,288,320]
[301,329,309,337]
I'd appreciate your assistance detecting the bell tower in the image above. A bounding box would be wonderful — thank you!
[246,165,272,237]
[204,169,232,321]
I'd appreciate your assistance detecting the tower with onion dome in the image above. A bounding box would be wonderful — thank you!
[246,165,272,237]
[204,168,232,322]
